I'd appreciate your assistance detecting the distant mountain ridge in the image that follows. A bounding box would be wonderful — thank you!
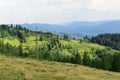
[20,20,120,35]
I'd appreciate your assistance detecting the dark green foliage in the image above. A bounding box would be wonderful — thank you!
[18,44,23,56]
[17,31,26,43]
[63,34,69,41]
[91,57,101,69]
[91,33,120,50]
[83,51,92,66]
[95,49,106,58]
[112,52,120,72]
[74,51,82,64]
[101,54,112,70]
[39,34,43,41]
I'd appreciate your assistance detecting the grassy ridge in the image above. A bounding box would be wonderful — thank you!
[61,40,105,53]
[0,55,120,80]
[2,36,119,59]
[2,36,106,54]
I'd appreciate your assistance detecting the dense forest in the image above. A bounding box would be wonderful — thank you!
[91,34,120,50]
[0,25,120,72]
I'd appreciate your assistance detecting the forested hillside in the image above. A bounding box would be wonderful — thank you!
[0,25,120,72]
[91,34,120,50]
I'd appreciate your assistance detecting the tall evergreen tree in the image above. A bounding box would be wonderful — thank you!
[101,54,111,70]
[112,52,120,72]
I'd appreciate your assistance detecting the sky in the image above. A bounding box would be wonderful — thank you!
[0,0,120,24]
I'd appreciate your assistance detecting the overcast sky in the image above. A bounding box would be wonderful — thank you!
[0,0,120,24]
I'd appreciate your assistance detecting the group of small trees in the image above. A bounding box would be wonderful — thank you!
[81,49,120,72]
[0,39,24,57]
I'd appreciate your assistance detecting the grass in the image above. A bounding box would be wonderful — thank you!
[60,49,72,56]
[1,36,47,48]
[61,40,105,53]
[0,55,120,80]
[3,37,20,47]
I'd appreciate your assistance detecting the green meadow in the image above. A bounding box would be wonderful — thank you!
[0,55,120,80]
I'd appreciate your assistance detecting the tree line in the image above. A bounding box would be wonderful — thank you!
[91,33,120,50]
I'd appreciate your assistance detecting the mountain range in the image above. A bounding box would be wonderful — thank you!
[20,20,120,36]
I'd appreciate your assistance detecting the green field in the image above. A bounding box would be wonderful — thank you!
[0,55,120,80]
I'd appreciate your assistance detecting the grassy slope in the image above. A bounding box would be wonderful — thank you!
[0,55,120,80]
[61,40,105,53]
[2,36,106,52]
[2,36,46,47]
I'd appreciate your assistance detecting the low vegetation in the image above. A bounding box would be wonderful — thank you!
[0,55,120,80]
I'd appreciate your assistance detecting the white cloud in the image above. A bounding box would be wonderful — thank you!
[0,0,120,24]
[89,0,120,11]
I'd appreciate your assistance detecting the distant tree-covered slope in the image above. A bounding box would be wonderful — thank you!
[21,20,120,35]
[91,34,120,50]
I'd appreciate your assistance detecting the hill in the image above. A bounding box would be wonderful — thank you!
[0,25,120,72]
[20,20,120,35]
[0,55,120,80]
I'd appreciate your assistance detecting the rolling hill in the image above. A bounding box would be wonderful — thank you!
[0,55,120,80]
[0,25,120,76]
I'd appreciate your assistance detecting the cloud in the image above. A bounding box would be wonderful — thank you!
[89,0,120,11]
[0,0,120,24]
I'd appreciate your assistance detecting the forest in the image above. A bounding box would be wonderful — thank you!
[0,25,120,72]
[91,34,120,50]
